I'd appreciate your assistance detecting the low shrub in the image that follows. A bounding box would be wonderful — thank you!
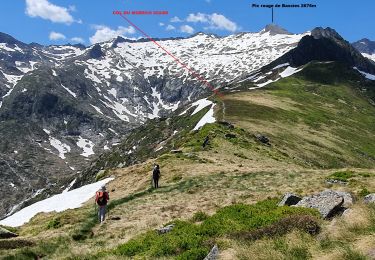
[232,215,320,240]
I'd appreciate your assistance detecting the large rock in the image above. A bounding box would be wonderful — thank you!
[204,244,219,260]
[332,190,354,207]
[278,193,302,206]
[0,226,18,239]
[364,194,375,204]
[295,190,344,219]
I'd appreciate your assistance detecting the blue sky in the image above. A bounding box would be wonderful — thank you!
[0,0,374,46]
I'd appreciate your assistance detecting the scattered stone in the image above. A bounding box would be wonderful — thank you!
[278,193,302,206]
[225,133,236,139]
[204,244,219,260]
[170,149,183,154]
[109,216,121,221]
[326,179,347,185]
[364,194,375,204]
[295,190,344,219]
[255,134,270,145]
[0,227,18,239]
[157,224,175,234]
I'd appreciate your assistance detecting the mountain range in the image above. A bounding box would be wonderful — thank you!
[0,24,374,220]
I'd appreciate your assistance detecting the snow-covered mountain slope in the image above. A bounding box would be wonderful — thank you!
[352,38,375,62]
[0,27,309,124]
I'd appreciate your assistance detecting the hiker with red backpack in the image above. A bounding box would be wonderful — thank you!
[95,185,109,223]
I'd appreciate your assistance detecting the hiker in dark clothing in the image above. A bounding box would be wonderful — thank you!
[152,164,161,188]
[95,185,109,223]
[202,136,209,148]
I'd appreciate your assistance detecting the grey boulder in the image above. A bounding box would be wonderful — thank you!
[364,194,375,204]
[294,190,344,219]
[278,193,302,206]
[204,244,219,260]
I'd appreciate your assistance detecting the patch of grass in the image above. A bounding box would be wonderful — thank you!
[327,171,355,182]
[234,152,248,159]
[111,199,319,259]
[343,246,368,260]
[191,211,209,222]
[358,187,371,197]
[47,217,61,229]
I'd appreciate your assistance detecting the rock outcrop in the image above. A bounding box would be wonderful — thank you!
[294,190,344,219]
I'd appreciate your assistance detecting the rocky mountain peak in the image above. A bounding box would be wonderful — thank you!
[88,44,105,59]
[311,27,344,41]
[262,24,291,35]
[0,32,21,45]
[352,38,375,55]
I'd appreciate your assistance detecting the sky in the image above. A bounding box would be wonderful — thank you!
[0,0,373,46]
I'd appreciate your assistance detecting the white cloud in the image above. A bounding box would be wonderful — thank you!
[187,13,208,23]
[185,12,238,32]
[170,16,183,23]
[208,13,238,32]
[25,0,74,24]
[71,37,85,44]
[180,25,195,34]
[49,31,66,41]
[89,25,136,44]
[166,25,176,31]
[159,22,165,26]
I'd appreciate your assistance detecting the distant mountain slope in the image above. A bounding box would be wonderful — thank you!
[352,38,375,62]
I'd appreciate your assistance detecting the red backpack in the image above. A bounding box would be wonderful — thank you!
[96,191,107,206]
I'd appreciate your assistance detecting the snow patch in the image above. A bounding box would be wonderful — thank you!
[49,137,71,159]
[77,136,95,157]
[354,67,375,80]
[61,84,77,98]
[63,178,76,193]
[193,104,216,130]
[0,178,114,227]
[279,66,303,78]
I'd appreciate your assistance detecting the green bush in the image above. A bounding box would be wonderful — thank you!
[47,217,61,229]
